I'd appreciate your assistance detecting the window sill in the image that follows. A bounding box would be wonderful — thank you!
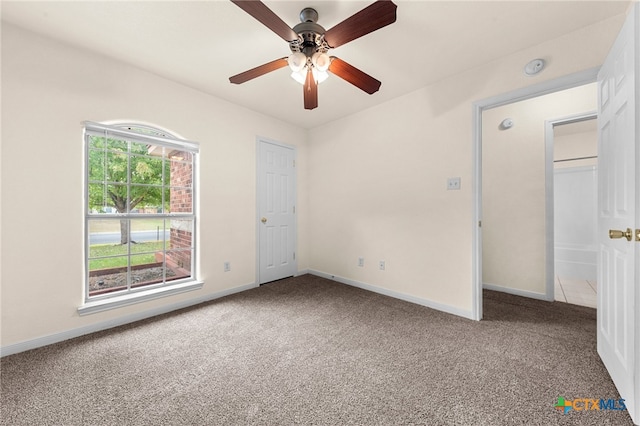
[78,280,204,316]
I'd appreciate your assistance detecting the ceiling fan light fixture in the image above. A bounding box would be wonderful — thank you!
[287,52,307,72]
[292,68,329,85]
[312,68,329,84]
[311,52,331,72]
[291,70,307,85]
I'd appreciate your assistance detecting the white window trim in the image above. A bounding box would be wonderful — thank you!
[78,280,204,315]
[83,121,199,153]
[81,121,201,311]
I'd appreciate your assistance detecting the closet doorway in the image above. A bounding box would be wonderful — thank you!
[550,115,597,308]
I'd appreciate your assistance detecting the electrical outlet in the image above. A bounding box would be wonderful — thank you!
[358,257,364,267]
[224,261,231,272]
[447,177,461,190]
[379,260,385,271]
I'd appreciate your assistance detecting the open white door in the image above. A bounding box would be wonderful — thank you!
[257,139,297,284]
[597,3,638,423]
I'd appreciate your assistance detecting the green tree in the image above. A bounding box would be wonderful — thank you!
[88,136,169,244]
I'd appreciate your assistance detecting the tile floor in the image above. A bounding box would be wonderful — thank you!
[555,276,597,308]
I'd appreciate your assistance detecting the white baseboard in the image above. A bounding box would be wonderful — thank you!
[483,282,552,301]
[294,269,310,277]
[308,269,475,320]
[0,282,257,358]
[3,271,484,357]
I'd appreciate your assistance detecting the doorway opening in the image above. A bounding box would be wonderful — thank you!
[480,83,597,309]
[471,69,598,321]
[549,114,598,308]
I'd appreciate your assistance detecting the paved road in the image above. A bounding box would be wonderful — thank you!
[89,230,170,245]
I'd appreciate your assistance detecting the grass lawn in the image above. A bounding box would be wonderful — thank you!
[89,218,165,233]
[89,241,164,270]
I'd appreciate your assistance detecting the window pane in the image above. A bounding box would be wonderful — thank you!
[130,185,163,214]
[88,183,109,213]
[167,188,192,213]
[106,138,127,152]
[88,218,121,235]
[166,218,192,279]
[169,155,192,188]
[88,149,105,182]
[88,242,129,259]
[130,218,166,244]
[106,184,128,212]
[168,150,193,214]
[88,218,127,250]
[106,151,129,183]
[168,219,193,251]
[168,149,192,164]
[130,254,164,288]
[85,123,197,301]
[130,141,149,155]
[130,154,163,185]
[88,218,131,246]
[160,250,192,282]
[88,253,129,272]
[88,136,106,150]
[88,255,128,297]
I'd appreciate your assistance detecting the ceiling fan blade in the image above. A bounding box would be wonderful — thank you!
[328,57,381,94]
[303,68,318,110]
[229,57,288,84]
[323,0,397,48]
[231,0,298,42]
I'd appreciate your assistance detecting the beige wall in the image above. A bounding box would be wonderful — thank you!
[0,24,309,347]
[482,84,597,296]
[1,11,627,349]
[554,125,598,169]
[307,16,621,314]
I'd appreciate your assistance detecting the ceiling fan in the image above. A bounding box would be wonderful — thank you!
[229,0,398,110]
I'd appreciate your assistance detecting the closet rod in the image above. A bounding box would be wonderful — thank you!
[554,155,597,163]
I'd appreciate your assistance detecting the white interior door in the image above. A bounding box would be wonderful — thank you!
[257,140,297,284]
[597,3,638,422]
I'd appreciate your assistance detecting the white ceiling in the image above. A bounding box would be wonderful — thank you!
[1,1,631,129]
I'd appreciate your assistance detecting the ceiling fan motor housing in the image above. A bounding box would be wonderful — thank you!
[290,8,329,57]
[299,7,318,23]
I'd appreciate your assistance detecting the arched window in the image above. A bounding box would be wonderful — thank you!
[81,121,201,313]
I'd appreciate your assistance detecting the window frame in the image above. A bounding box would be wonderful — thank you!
[80,121,202,314]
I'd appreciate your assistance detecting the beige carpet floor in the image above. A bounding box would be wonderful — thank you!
[0,274,633,425]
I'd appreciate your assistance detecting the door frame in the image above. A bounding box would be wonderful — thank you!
[544,111,597,301]
[255,136,298,286]
[471,67,599,320]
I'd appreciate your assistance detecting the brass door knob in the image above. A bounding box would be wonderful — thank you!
[609,228,632,241]
[261,217,267,223]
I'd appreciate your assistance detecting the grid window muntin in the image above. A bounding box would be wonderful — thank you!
[84,122,198,301]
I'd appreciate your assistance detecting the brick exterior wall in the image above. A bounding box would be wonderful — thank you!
[167,151,193,272]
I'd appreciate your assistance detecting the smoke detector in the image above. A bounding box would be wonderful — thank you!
[524,59,545,76]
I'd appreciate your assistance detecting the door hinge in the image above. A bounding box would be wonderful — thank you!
[293,252,296,260]
[293,206,296,214]
[478,220,482,227]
